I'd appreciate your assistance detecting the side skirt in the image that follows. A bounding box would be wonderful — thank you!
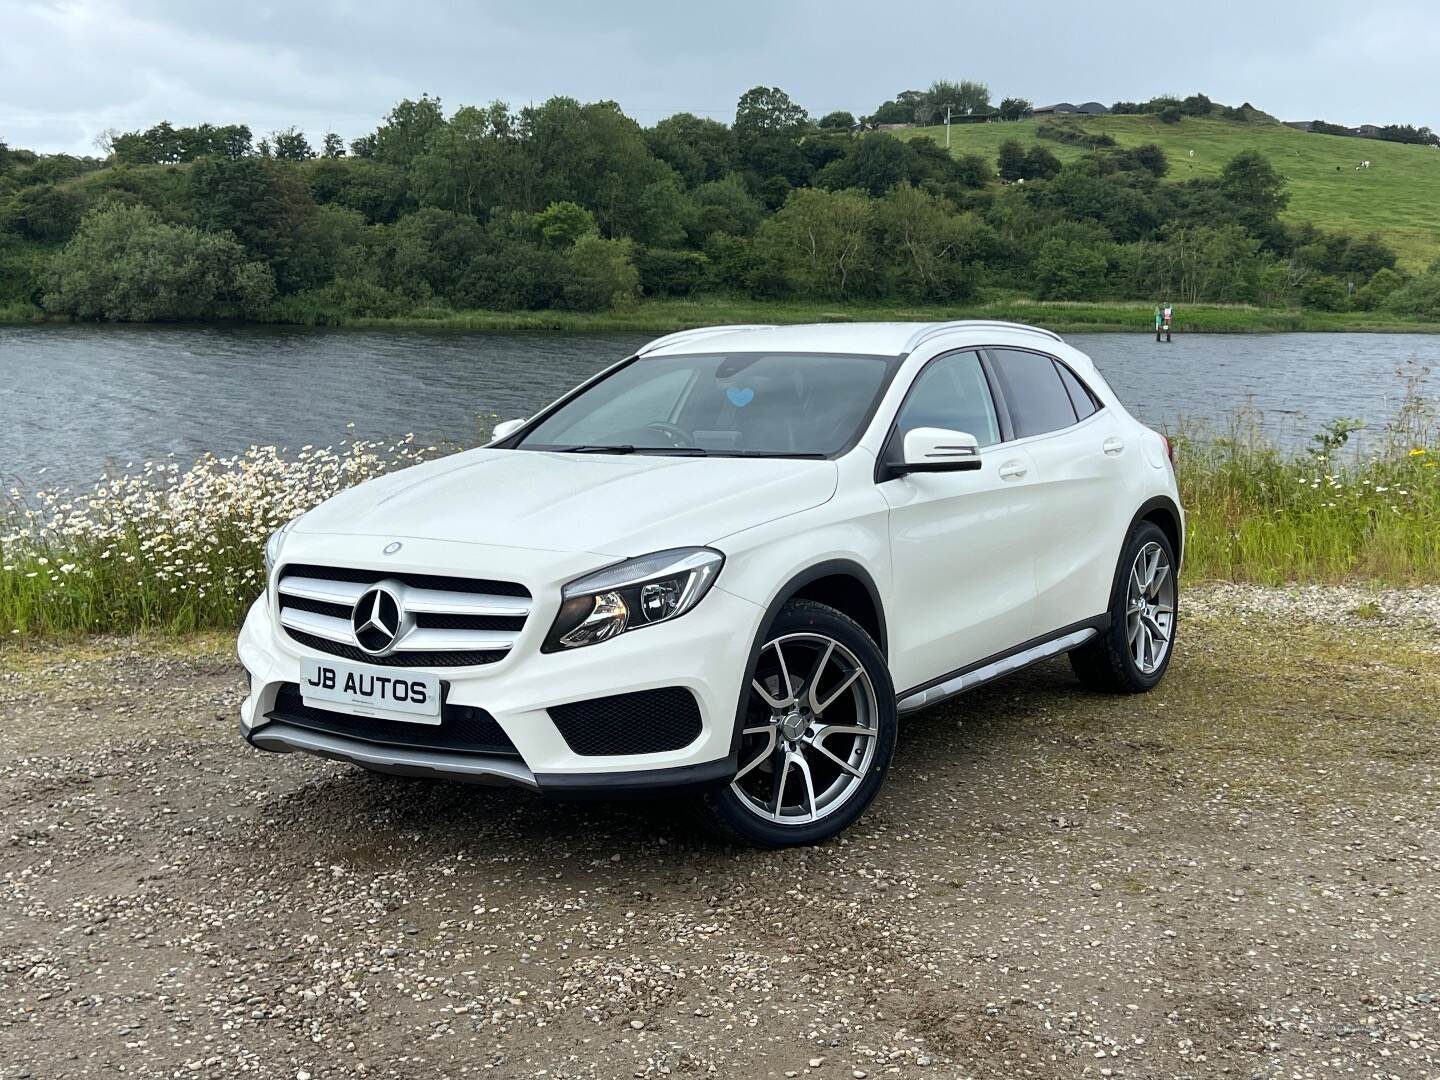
[896,616,1109,715]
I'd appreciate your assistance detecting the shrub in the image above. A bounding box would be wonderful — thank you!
[1300,274,1350,311]
[636,247,709,296]
[1353,267,1405,310]
[42,203,275,320]
[561,234,640,310]
[1384,271,1440,319]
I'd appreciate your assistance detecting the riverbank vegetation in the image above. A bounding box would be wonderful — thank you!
[4,86,1440,329]
[3,386,1436,639]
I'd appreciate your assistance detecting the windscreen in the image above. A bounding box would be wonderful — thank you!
[517,352,895,457]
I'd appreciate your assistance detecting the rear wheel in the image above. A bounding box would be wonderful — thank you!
[697,600,896,848]
[1070,521,1178,693]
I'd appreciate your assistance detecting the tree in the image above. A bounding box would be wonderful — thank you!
[270,127,315,161]
[817,133,910,196]
[998,97,1033,121]
[917,79,990,124]
[1181,93,1213,116]
[321,132,346,158]
[872,184,992,301]
[561,234,639,310]
[1219,150,1289,237]
[411,102,517,216]
[818,111,856,131]
[534,201,597,246]
[371,94,446,166]
[1022,146,1062,181]
[42,203,274,320]
[868,92,922,126]
[188,156,316,289]
[645,113,735,187]
[1033,228,1111,299]
[734,87,810,143]
[753,187,874,297]
[997,140,1027,182]
[1,183,84,241]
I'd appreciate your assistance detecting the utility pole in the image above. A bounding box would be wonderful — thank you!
[945,103,953,148]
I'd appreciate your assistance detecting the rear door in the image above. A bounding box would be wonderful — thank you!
[879,350,1043,694]
[985,348,1131,636]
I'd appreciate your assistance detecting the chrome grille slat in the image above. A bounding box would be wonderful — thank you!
[401,587,531,618]
[398,626,517,652]
[278,576,370,606]
[276,564,531,667]
[280,607,356,646]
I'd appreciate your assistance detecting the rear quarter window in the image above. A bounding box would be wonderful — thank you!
[989,349,1078,439]
[1055,362,1101,421]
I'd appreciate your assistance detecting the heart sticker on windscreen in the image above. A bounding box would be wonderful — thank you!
[726,387,755,407]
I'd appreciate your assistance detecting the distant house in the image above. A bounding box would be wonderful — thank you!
[1354,124,1381,137]
[1033,101,1110,116]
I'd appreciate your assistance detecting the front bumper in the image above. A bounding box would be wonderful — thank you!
[237,582,761,795]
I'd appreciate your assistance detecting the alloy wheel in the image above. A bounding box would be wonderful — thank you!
[732,632,879,825]
[1127,541,1175,675]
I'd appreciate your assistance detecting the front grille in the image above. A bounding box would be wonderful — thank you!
[549,688,702,756]
[276,563,531,667]
[267,683,520,757]
[283,629,504,668]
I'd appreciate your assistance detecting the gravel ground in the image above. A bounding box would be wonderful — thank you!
[1,585,1437,1079]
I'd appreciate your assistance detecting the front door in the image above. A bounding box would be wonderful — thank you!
[879,350,1042,694]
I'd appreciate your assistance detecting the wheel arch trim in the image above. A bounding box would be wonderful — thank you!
[727,559,889,758]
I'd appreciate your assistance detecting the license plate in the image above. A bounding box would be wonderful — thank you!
[300,658,442,724]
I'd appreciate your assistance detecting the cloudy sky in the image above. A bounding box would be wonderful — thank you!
[2,0,1436,155]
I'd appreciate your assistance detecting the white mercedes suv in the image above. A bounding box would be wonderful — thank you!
[239,321,1182,846]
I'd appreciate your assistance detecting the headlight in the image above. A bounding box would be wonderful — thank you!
[263,517,300,576]
[542,547,724,652]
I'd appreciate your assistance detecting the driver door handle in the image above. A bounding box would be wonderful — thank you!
[997,460,1028,481]
[1103,437,1125,456]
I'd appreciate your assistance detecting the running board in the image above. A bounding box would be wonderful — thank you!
[896,627,1099,714]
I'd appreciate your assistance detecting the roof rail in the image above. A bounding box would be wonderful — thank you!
[637,324,775,356]
[902,320,1063,354]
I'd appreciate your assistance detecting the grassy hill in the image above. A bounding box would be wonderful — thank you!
[901,115,1440,271]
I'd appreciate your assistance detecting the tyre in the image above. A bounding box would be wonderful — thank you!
[697,599,897,848]
[1070,521,1178,693]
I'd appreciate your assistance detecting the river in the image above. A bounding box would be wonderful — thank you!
[3,325,1436,493]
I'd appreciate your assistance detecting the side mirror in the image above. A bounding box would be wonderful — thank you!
[896,427,982,475]
[490,417,528,442]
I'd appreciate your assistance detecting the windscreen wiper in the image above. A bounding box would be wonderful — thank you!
[713,450,827,459]
[557,445,709,456]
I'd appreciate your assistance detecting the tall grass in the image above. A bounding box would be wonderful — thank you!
[1175,374,1440,582]
[1,438,435,638]
[1,382,1436,641]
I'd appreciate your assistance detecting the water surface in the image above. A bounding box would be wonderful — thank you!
[3,325,1435,492]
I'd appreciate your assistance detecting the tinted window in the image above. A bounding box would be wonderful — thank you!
[990,349,1078,438]
[1055,362,1100,421]
[518,352,895,457]
[894,351,1000,447]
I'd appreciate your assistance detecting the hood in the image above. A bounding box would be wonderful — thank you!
[293,448,839,556]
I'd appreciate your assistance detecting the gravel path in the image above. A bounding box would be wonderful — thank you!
[1,585,1437,1079]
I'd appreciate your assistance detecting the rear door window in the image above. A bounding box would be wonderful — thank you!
[989,349,1079,439]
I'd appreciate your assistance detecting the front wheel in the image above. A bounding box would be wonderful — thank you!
[697,600,896,848]
[1070,521,1178,693]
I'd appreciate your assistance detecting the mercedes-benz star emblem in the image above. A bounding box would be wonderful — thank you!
[383,541,402,556]
[352,586,403,655]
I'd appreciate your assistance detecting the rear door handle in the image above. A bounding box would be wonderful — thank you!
[998,460,1028,481]
[1103,437,1125,456]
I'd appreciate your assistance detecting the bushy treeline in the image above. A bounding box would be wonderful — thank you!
[1,87,1437,322]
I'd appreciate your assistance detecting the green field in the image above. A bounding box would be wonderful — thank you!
[901,115,1440,271]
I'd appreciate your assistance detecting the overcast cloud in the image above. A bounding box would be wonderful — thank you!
[2,0,1437,155]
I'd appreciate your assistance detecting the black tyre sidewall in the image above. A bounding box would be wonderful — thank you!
[1103,521,1178,690]
[700,600,897,848]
